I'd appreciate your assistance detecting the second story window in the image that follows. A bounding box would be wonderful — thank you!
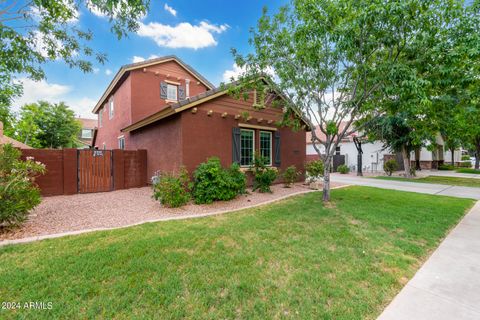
[109,98,114,119]
[167,84,177,101]
[81,129,92,139]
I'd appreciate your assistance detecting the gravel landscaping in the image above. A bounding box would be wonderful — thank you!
[0,183,343,241]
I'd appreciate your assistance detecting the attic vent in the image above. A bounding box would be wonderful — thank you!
[253,88,266,108]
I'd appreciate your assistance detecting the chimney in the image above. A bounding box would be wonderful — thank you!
[0,121,3,138]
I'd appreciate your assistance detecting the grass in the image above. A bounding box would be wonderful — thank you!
[0,187,473,319]
[456,168,480,174]
[375,175,480,188]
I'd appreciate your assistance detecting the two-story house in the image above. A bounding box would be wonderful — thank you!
[92,55,307,179]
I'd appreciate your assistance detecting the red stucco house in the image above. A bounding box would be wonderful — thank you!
[92,56,307,179]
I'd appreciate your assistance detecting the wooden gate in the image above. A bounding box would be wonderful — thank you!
[77,149,113,193]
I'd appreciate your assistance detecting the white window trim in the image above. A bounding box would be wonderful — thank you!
[240,129,255,167]
[259,131,272,166]
[109,98,114,119]
[166,84,178,101]
[118,135,125,150]
[81,129,92,139]
[102,142,106,150]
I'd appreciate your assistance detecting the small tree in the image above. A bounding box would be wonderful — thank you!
[0,144,46,227]
[13,101,81,148]
[231,0,441,201]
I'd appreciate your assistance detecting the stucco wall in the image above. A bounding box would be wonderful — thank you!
[180,94,306,175]
[128,114,183,179]
[95,76,132,149]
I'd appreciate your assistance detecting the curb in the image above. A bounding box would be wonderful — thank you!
[0,185,351,247]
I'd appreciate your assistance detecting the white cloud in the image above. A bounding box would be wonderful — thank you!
[222,63,245,82]
[12,78,97,118]
[131,54,159,63]
[105,69,112,75]
[222,63,276,82]
[164,4,177,17]
[132,56,145,63]
[137,21,229,49]
[93,67,100,74]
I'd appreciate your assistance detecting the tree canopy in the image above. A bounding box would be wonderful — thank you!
[12,101,81,148]
[0,0,150,106]
[231,0,449,200]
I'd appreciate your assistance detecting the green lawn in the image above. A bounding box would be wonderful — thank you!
[456,168,480,174]
[0,187,473,320]
[375,175,480,188]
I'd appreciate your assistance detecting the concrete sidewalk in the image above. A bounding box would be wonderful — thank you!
[330,175,480,200]
[378,201,480,320]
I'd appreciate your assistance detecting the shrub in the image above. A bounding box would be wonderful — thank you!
[461,155,471,161]
[152,167,190,208]
[282,165,300,187]
[192,157,246,204]
[456,168,480,174]
[0,144,46,227]
[337,164,349,174]
[383,159,398,176]
[251,154,278,193]
[305,160,324,183]
[438,164,454,170]
[458,161,472,168]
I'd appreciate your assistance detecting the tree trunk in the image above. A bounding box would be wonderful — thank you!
[476,142,480,170]
[402,146,412,178]
[415,148,421,171]
[322,159,331,202]
[450,147,455,166]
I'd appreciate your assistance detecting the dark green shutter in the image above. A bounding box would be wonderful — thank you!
[232,127,241,164]
[160,82,167,99]
[274,131,281,166]
[178,86,185,100]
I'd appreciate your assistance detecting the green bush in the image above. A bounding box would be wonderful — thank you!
[409,165,416,177]
[152,167,190,208]
[282,165,300,187]
[461,155,471,161]
[458,161,472,168]
[0,144,46,227]
[383,159,398,176]
[192,157,246,204]
[337,164,349,174]
[305,160,324,183]
[438,164,454,170]
[456,168,480,174]
[251,155,278,193]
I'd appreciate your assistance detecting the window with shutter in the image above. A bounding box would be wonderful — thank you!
[259,131,272,166]
[240,129,255,166]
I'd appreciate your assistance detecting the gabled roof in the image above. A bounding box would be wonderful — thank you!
[122,78,310,133]
[77,117,97,129]
[92,55,215,114]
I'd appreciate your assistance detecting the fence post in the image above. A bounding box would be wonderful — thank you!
[113,149,125,190]
[138,149,148,186]
[63,148,77,195]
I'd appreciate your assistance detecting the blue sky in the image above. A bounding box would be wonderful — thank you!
[14,0,287,118]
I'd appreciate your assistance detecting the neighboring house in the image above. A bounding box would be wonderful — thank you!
[306,122,462,171]
[76,118,97,148]
[92,55,307,178]
[0,121,32,149]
